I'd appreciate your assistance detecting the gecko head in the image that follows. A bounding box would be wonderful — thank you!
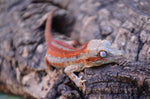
[84,40,124,67]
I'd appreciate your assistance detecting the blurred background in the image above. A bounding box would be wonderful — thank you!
[0,0,150,98]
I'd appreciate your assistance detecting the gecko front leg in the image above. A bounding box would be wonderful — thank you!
[64,65,86,90]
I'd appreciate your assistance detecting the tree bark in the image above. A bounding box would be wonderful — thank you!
[0,0,150,98]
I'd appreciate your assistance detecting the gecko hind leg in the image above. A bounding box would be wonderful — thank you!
[45,57,57,79]
[66,40,79,47]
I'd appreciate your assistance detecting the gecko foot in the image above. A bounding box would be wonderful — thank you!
[79,76,86,91]
[79,76,86,83]
[47,69,58,80]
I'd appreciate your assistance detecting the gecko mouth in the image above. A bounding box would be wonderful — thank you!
[95,56,124,64]
[85,55,124,68]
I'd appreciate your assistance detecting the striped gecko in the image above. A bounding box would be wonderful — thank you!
[44,9,124,89]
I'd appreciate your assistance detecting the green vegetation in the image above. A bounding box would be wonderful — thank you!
[0,93,24,99]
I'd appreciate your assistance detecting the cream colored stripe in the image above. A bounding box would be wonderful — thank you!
[46,53,84,64]
[51,41,85,51]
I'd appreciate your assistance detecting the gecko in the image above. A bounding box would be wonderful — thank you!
[44,9,124,89]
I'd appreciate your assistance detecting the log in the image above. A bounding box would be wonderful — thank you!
[0,0,150,98]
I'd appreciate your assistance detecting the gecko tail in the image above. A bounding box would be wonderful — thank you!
[45,9,56,47]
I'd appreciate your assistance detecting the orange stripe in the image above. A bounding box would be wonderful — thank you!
[47,55,105,67]
[47,43,88,58]
[47,57,102,67]
[55,40,75,49]
[86,57,99,62]
[48,59,85,67]
[50,62,65,66]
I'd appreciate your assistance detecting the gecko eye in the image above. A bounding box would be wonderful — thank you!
[99,51,107,58]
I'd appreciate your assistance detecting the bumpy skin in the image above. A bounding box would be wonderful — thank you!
[44,9,124,89]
